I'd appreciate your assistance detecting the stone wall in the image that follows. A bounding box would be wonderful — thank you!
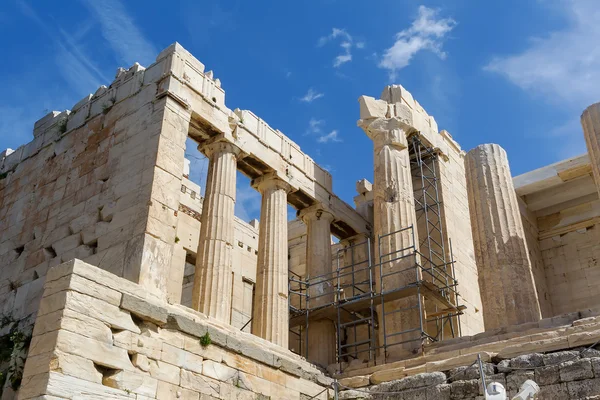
[17,259,332,400]
[338,348,600,399]
[437,131,484,336]
[540,223,600,315]
[0,58,191,338]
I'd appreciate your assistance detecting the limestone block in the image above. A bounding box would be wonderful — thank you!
[543,350,580,366]
[162,343,203,374]
[120,293,168,325]
[132,353,151,372]
[50,350,104,383]
[537,382,569,400]
[43,274,122,306]
[103,369,158,397]
[566,377,600,398]
[559,359,594,382]
[180,369,221,397]
[535,365,560,386]
[33,308,113,343]
[358,96,388,120]
[62,290,140,333]
[156,380,200,400]
[338,375,370,388]
[56,330,134,371]
[20,371,137,399]
[149,359,181,385]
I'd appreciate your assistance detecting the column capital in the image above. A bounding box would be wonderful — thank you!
[251,173,293,194]
[299,203,335,224]
[358,117,415,151]
[199,138,245,160]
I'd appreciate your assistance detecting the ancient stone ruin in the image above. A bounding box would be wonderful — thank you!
[1,43,600,399]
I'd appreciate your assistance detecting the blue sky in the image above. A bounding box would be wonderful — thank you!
[1,0,597,222]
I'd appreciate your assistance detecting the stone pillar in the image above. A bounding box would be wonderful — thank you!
[581,103,600,192]
[192,140,242,323]
[300,205,336,368]
[359,116,422,358]
[465,144,542,330]
[251,174,292,347]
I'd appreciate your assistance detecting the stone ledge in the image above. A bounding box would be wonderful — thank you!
[19,259,330,400]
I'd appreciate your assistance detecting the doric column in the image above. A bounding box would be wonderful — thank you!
[581,103,600,192]
[299,204,336,368]
[465,144,542,330]
[192,140,242,323]
[251,174,292,347]
[359,115,422,358]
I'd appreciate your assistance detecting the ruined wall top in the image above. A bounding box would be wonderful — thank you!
[358,84,463,160]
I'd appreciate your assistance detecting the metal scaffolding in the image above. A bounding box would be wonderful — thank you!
[288,134,464,366]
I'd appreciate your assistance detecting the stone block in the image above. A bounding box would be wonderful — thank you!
[121,293,168,325]
[149,359,181,385]
[162,343,203,374]
[506,371,535,393]
[358,96,388,120]
[567,377,600,398]
[449,379,480,398]
[156,380,200,400]
[559,359,594,382]
[338,375,370,389]
[103,369,159,397]
[448,362,493,382]
[180,369,220,397]
[543,350,580,366]
[509,353,544,369]
[537,383,569,400]
[56,330,134,371]
[535,365,560,386]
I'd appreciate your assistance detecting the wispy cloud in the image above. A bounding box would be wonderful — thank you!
[81,0,157,66]
[484,0,600,108]
[305,118,324,135]
[16,1,107,95]
[318,28,364,68]
[379,6,456,79]
[317,130,342,143]
[300,88,324,103]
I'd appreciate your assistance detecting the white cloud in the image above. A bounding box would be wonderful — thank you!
[484,0,600,108]
[318,28,364,68]
[379,6,456,79]
[81,0,157,66]
[317,130,342,143]
[305,118,324,135]
[300,88,324,103]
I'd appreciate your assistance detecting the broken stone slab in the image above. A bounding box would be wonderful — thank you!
[120,293,168,325]
[338,375,370,389]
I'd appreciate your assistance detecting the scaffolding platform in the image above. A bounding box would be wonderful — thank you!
[289,280,462,328]
[289,135,466,365]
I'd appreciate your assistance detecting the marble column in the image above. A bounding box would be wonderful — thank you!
[192,140,242,323]
[251,174,292,347]
[581,103,600,192]
[465,144,542,330]
[300,205,336,368]
[359,117,423,358]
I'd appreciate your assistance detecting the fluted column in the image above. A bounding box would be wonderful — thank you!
[581,103,600,193]
[359,116,423,358]
[251,174,292,347]
[192,141,242,323]
[465,144,541,330]
[300,205,336,368]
